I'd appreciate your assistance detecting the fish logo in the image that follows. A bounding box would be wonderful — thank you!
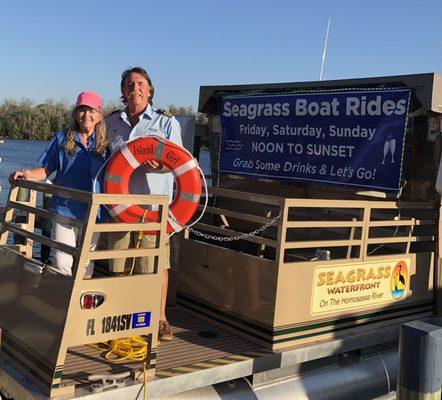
[390,261,407,300]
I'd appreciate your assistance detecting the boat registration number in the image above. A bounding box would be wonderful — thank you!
[86,311,151,336]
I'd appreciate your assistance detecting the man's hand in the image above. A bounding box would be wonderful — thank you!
[142,160,163,170]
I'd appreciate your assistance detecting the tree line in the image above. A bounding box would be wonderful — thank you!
[0,99,207,141]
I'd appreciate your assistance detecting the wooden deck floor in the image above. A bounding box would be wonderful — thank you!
[156,308,260,371]
[61,308,260,387]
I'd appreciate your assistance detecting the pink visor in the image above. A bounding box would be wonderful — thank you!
[75,91,102,109]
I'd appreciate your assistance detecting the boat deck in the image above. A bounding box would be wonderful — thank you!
[0,308,401,399]
[61,308,263,388]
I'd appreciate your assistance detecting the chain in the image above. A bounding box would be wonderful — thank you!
[186,211,282,242]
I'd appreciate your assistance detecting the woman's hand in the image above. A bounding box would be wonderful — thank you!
[9,169,30,184]
[8,167,48,184]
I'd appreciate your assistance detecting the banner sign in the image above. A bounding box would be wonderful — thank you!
[219,89,410,191]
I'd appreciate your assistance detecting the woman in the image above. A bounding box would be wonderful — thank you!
[9,91,109,278]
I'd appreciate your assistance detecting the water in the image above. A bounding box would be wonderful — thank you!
[0,138,211,206]
[0,139,49,205]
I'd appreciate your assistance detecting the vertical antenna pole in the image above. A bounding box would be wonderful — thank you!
[319,15,331,81]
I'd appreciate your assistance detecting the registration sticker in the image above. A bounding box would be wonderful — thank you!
[132,312,151,328]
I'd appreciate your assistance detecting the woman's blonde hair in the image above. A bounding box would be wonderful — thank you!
[64,107,108,156]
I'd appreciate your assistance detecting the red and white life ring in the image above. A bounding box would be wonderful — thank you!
[104,136,202,234]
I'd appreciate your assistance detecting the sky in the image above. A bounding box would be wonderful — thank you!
[1,0,442,111]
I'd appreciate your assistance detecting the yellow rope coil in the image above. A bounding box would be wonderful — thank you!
[88,336,150,362]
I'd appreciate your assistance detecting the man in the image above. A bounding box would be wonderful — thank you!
[106,66,182,341]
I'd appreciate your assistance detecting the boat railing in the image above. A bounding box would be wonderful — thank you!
[0,179,170,278]
[192,187,436,265]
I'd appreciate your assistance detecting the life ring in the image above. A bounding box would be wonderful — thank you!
[104,136,202,234]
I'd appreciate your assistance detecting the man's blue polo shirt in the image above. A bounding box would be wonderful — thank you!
[38,130,108,221]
